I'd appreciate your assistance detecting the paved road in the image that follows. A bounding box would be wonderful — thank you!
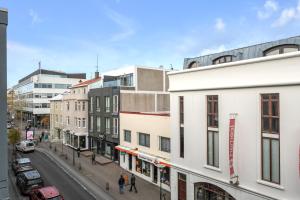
[22,151,96,200]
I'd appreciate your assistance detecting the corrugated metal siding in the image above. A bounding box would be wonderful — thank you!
[183,36,300,69]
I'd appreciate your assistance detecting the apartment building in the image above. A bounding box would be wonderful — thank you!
[13,68,86,127]
[168,36,300,200]
[62,73,101,150]
[88,66,170,162]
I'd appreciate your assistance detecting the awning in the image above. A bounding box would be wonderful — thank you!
[74,132,88,137]
[115,145,138,156]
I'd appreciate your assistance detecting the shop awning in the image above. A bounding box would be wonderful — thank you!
[115,145,138,156]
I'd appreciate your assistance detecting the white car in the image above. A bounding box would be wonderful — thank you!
[17,141,35,153]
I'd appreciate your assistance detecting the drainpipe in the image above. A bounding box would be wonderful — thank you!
[0,8,9,200]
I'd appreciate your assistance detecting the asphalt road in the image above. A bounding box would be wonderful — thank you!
[21,151,96,200]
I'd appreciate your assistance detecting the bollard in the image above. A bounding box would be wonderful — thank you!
[106,182,109,191]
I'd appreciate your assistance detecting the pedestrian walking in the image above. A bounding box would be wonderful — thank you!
[77,147,80,158]
[91,152,96,165]
[118,175,125,194]
[39,135,42,142]
[129,174,138,193]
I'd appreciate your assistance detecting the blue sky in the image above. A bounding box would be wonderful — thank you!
[3,0,300,87]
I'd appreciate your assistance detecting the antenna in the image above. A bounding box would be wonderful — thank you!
[170,64,173,70]
[96,54,99,72]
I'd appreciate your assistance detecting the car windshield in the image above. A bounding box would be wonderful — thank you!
[48,196,61,200]
[19,163,31,167]
[27,179,42,185]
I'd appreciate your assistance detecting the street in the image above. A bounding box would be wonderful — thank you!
[10,150,97,200]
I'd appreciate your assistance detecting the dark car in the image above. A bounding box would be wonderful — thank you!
[12,158,31,175]
[16,170,44,195]
[15,165,34,176]
[29,186,64,200]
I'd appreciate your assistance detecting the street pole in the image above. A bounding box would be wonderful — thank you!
[72,133,75,165]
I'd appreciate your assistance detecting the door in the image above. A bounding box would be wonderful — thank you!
[128,154,132,171]
[153,165,158,183]
[178,173,186,200]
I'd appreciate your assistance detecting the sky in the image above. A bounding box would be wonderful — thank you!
[2,0,300,87]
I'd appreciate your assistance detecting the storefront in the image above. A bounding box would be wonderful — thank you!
[116,145,171,191]
[194,183,235,200]
[63,130,89,150]
[89,136,119,161]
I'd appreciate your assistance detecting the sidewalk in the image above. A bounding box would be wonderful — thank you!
[38,142,171,200]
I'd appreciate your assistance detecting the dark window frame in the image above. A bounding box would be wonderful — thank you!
[263,44,299,56]
[138,132,150,147]
[213,55,233,65]
[124,130,131,142]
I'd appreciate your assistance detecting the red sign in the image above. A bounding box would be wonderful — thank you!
[229,118,235,178]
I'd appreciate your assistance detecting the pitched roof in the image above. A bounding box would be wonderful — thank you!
[72,77,101,88]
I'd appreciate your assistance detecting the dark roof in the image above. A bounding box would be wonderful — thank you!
[184,35,300,69]
[18,69,86,83]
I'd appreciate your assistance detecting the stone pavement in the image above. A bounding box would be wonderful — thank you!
[38,141,171,200]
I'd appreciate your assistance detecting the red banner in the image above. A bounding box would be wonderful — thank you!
[229,118,235,178]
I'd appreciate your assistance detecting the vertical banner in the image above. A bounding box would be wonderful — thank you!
[26,131,34,140]
[229,118,235,179]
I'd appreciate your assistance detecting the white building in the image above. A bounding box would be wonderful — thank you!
[169,38,300,200]
[13,68,86,127]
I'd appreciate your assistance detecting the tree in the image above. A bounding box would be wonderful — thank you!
[8,128,21,155]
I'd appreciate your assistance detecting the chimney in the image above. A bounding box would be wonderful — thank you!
[95,71,99,78]
[78,80,82,83]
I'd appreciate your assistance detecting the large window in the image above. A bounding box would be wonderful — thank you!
[113,95,119,113]
[159,136,170,153]
[113,118,118,135]
[82,118,86,128]
[82,102,86,111]
[179,96,184,158]
[124,130,131,142]
[261,93,280,184]
[96,97,100,112]
[264,44,299,56]
[142,161,151,177]
[207,95,219,167]
[96,117,101,132]
[138,133,150,147]
[105,96,110,112]
[90,97,93,113]
[105,117,110,134]
[90,116,93,132]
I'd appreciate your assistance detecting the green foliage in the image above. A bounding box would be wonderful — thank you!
[8,128,21,145]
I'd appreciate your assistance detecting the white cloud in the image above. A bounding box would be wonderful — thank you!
[214,18,225,32]
[29,9,43,24]
[105,8,135,41]
[272,0,300,27]
[257,0,278,19]
[200,45,226,56]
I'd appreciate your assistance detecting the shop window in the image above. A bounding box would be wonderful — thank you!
[194,182,235,200]
[142,161,151,177]
[136,158,142,173]
[160,167,170,186]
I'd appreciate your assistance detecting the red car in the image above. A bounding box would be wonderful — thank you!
[29,186,64,200]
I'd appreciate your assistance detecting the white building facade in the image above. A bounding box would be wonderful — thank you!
[169,51,300,200]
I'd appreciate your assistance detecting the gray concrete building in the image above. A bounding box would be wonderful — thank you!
[0,8,9,200]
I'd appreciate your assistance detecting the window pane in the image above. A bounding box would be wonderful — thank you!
[208,132,213,166]
[272,118,279,133]
[263,139,270,181]
[214,132,219,167]
[265,49,280,56]
[283,47,298,53]
[263,101,269,115]
[271,101,278,116]
[271,140,280,183]
[262,118,270,132]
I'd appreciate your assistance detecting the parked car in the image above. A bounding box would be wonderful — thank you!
[15,165,34,176]
[29,186,64,200]
[16,170,44,195]
[12,158,31,175]
[16,140,35,153]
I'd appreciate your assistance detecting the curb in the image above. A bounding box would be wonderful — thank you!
[36,147,114,200]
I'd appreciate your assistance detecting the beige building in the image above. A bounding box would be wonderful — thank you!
[62,74,101,150]
[50,93,66,141]
[118,111,171,191]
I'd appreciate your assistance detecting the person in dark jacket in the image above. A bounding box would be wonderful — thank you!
[91,152,96,165]
[129,174,138,193]
[118,175,125,194]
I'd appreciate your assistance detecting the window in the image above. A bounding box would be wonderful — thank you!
[113,95,119,113]
[136,158,142,173]
[178,173,187,200]
[138,133,150,147]
[90,97,93,113]
[124,130,131,142]
[142,161,151,177]
[67,101,70,111]
[78,118,81,128]
[261,93,280,184]
[179,96,184,124]
[96,97,100,112]
[105,118,110,134]
[90,116,93,132]
[75,117,77,126]
[105,96,110,112]
[82,118,86,128]
[180,127,184,158]
[160,167,170,186]
[67,116,70,125]
[75,102,78,111]
[207,95,219,167]
[96,117,101,132]
[187,61,198,69]
[78,102,81,111]
[213,55,233,65]
[264,44,299,56]
[82,102,86,111]
[159,137,171,153]
[113,118,118,135]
